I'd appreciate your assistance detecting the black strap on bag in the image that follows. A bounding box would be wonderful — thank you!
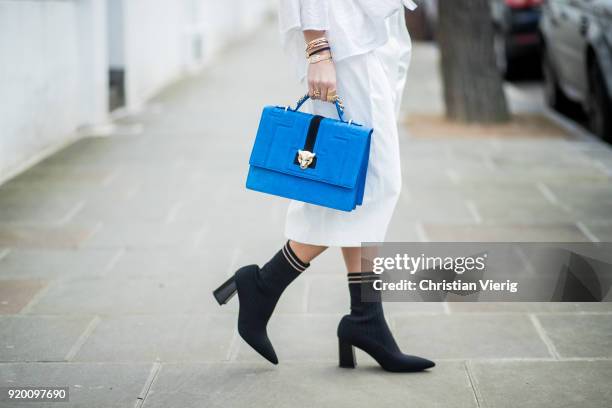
[293,115,323,169]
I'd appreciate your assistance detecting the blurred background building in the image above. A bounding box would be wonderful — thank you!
[0,0,274,184]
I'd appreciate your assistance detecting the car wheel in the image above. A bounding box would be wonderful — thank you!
[494,29,511,79]
[588,60,612,142]
[542,48,570,112]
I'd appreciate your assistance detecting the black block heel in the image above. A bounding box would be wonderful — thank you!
[338,339,356,368]
[213,275,237,305]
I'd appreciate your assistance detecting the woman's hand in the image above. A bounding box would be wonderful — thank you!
[307,51,337,103]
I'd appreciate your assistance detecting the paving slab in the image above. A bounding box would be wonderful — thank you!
[422,223,590,242]
[400,185,469,206]
[9,165,117,188]
[402,43,444,115]
[470,198,573,223]
[452,166,610,186]
[580,222,612,242]
[385,215,423,242]
[70,197,179,224]
[469,194,571,222]
[536,314,612,358]
[393,314,551,359]
[561,201,612,223]
[448,302,612,313]
[0,316,94,362]
[74,315,234,362]
[0,362,152,408]
[543,181,612,204]
[304,275,353,314]
[396,200,477,224]
[80,222,196,249]
[470,361,612,408]
[103,168,200,199]
[0,224,98,249]
[0,249,116,279]
[35,137,141,167]
[0,280,46,314]
[273,279,308,314]
[0,195,84,224]
[25,277,217,315]
[402,169,457,189]
[487,147,594,168]
[234,314,341,362]
[142,362,476,408]
[0,177,136,206]
[449,184,547,202]
[106,248,233,280]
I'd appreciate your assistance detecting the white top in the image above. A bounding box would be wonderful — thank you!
[278,0,417,80]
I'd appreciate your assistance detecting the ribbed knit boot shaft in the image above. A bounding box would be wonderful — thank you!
[258,241,308,296]
[345,273,398,351]
[348,272,382,315]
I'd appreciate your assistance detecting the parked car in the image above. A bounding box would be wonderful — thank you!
[541,0,612,140]
[490,0,544,78]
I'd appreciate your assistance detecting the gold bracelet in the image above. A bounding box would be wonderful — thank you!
[305,38,329,53]
[306,45,330,57]
[308,53,332,64]
[306,37,327,48]
[306,44,329,55]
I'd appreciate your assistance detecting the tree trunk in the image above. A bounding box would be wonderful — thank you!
[438,0,510,123]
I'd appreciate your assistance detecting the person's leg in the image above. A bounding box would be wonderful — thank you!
[290,240,327,263]
[213,240,326,364]
[341,247,361,273]
[338,246,435,372]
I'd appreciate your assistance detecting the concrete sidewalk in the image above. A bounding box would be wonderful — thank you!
[1,22,612,408]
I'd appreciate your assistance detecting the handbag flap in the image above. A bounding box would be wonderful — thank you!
[249,106,372,189]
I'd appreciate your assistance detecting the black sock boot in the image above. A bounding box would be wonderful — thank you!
[337,272,435,372]
[213,241,308,364]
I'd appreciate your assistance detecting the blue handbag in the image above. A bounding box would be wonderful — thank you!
[246,94,372,212]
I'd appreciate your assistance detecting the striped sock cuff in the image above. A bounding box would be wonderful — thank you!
[347,272,378,284]
[282,241,309,272]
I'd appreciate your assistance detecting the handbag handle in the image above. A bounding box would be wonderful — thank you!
[290,93,346,123]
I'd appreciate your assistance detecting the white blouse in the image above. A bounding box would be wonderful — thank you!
[278,0,417,80]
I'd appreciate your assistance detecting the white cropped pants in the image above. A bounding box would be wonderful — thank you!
[285,12,412,247]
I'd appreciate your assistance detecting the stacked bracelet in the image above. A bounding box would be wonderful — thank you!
[308,53,332,64]
[305,37,330,57]
[306,37,328,50]
[308,46,330,57]
[305,37,332,64]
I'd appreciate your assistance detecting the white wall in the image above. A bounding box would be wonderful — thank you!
[0,0,273,182]
[0,0,106,182]
[107,0,125,69]
[123,0,183,110]
[120,0,274,110]
[77,0,108,126]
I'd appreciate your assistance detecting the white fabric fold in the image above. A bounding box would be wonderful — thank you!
[279,0,330,33]
[278,0,417,81]
[301,0,330,30]
[356,0,417,22]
